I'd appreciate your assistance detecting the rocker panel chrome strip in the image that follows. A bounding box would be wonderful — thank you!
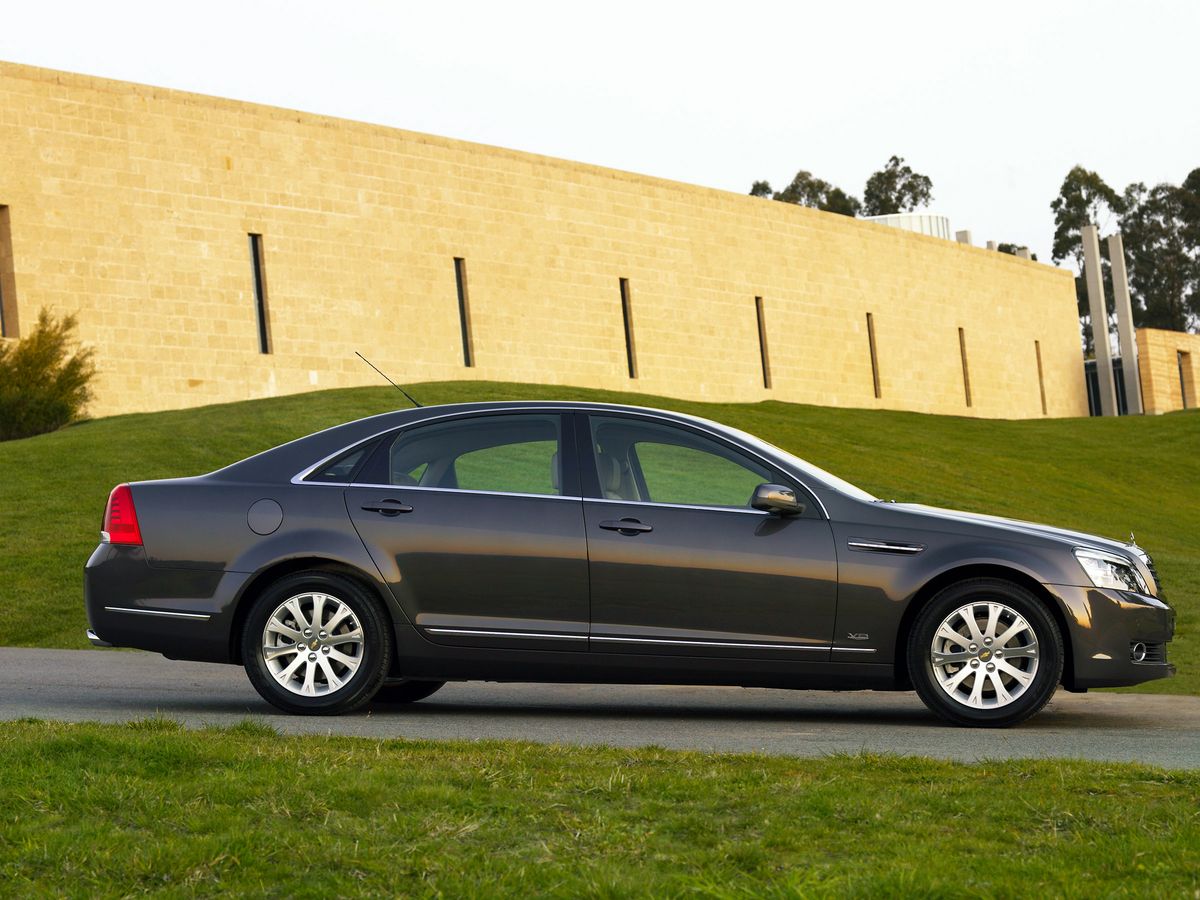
[104,606,212,621]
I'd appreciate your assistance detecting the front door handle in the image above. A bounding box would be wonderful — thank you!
[361,499,414,516]
[599,518,653,535]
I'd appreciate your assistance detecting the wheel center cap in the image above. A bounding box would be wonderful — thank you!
[309,639,320,651]
[979,648,992,661]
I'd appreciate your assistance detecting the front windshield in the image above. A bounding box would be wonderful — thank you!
[719,425,879,502]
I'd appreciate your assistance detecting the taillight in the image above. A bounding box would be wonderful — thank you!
[103,483,143,545]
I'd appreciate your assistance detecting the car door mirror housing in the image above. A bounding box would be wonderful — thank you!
[750,483,804,515]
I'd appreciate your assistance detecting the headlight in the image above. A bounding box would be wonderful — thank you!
[1074,548,1148,593]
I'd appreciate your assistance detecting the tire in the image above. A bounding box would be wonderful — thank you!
[242,570,392,715]
[908,578,1063,728]
[373,680,446,705]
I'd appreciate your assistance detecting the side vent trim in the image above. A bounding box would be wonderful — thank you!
[847,539,926,555]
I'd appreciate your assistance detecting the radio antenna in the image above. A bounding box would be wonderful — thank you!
[355,352,422,407]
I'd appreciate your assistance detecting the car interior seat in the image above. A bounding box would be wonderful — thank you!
[596,449,638,501]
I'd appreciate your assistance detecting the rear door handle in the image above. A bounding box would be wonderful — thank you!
[361,499,414,516]
[599,518,653,535]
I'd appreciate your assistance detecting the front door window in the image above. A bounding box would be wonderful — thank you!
[589,415,775,508]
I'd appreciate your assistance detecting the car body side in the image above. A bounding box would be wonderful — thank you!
[84,401,1176,693]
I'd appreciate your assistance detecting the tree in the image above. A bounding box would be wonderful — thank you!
[1049,166,1125,351]
[1120,181,1199,333]
[0,309,97,441]
[861,156,933,217]
[773,170,861,216]
[1180,168,1200,251]
[996,243,1038,262]
[1050,166,1125,271]
[750,170,861,217]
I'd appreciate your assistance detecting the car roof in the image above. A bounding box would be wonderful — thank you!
[207,400,730,484]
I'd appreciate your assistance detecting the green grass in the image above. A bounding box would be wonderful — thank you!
[0,380,1196,693]
[1,719,1197,897]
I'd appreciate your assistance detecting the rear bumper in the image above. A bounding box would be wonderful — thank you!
[84,543,249,663]
[1050,584,1176,689]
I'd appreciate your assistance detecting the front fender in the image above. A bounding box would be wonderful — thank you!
[830,522,1080,666]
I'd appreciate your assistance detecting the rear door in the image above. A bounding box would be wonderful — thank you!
[579,413,838,659]
[345,411,589,652]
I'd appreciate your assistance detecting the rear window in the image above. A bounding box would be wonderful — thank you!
[305,442,374,483]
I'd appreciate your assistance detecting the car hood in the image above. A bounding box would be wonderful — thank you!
[890,503,1139,557]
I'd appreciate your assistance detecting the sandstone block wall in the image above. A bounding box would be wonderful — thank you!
[1137,328,1200,414]
[0,62,1088,420]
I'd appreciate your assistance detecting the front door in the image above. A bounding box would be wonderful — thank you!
[580,413,838,659]
[346,411,589,652]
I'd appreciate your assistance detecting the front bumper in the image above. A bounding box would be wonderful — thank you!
[1049,583,1176,689]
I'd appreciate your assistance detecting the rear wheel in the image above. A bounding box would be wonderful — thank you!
[242,571,391,715]
[373,680,446,704]
[908,578,1063,728]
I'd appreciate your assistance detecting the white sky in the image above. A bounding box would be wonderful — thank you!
[3,0,1197,266]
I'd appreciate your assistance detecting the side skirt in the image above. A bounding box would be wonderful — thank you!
[392,624,899,691]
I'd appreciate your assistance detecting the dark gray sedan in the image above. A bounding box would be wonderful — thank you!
[84,401,1176,727]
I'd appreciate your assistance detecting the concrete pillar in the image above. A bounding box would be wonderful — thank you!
[955,230,972,245]
[1106,232,1143,414]
[986,240,998,251]
[1082,224,1117,415]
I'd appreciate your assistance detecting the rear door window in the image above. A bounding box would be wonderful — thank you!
[361,414,568,497]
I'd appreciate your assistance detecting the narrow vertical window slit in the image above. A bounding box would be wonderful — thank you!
[958,327,972,408]
[248,233,270,354]
[1180,351,1191,410]
[755,296,771,389]
[866,312,881,399]
[0,206,17,338]
[1035,340,1047,415]
[454,257,474,367]
[620,278,637,379]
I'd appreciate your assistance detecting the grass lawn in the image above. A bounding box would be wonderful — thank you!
[0,380,1195,693]
[1,719,1197,897]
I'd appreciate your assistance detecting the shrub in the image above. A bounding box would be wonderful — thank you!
[0,309,97,441]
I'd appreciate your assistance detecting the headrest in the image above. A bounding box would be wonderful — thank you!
[596,451,623,493]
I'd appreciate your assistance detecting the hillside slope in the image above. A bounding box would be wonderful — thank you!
[1,381,1195,693]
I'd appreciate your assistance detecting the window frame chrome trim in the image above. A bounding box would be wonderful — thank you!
[351,483,580,502]
[104,606,212,621]
[289,405,831,519]
[585,496,771,516]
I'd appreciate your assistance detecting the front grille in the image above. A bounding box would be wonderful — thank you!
[1131,641,1168,664]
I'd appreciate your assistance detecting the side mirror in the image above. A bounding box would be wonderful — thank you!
[750,483,804,515]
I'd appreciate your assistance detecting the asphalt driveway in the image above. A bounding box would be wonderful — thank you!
[5,647,1198,769]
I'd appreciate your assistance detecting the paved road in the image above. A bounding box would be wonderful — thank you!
[5,648,1198,769]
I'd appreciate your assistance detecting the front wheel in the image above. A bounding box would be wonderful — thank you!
[242,571,392,715]
[908,578,1063,728]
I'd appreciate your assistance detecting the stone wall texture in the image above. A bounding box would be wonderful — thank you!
[1136,327,1200,414]
[0,62,1089,419]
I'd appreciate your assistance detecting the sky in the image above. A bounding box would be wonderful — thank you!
[2,0,1197,267]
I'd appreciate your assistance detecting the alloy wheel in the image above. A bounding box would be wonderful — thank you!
[261,592,365,696]
[929,601,1040,709]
